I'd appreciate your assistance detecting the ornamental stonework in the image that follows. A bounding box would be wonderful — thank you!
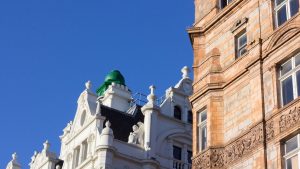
[192,124,264,169]
[279,106,300,133]
[265,120,274,141]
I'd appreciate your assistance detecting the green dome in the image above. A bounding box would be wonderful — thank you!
[96,70,126,96]
[104,70,125,85]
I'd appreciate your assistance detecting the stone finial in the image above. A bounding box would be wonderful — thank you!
[30,151,38,164]
[100,120,114,146]
[101,120,113,135]
[43,140,50,152]
[6,152,21,169]
[181,66,190,79]
[85,80,92,90]
[96,99,102,115]
[147,85,157,104]
[150,85,155,95]
[12,153,17,161]
[105,121,111,128]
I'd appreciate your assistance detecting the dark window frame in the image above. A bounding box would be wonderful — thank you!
[174,105,182,120]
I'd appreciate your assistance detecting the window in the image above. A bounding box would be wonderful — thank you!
[235,30,247,58]
[173,146,182,160]
[188,110,193,124]
[174,106,182,120]
[187,150,192,165]
[275,0,299,27]
[220,0,233,9]
[81,140,88,162]
[73,146,80,168]
[279,53,300,106]
[198,110,207,152]
[172,145,192,169]
[284,134,300,169]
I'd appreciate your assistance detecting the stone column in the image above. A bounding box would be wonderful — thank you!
[142,85,160,159]
[95,121,115,169]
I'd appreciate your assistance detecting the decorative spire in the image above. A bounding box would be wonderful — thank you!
[181,66,190,79]
[147,85,157,104]
[85,80,92,90]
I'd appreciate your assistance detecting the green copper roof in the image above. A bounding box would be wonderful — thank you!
[96,70,126,96]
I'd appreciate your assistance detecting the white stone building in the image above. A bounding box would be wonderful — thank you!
[6,66,193,169]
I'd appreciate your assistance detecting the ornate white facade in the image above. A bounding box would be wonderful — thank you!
[6,66,193,169]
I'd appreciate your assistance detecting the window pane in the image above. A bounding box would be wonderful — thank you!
[281,60,292,76]
[286,155,299,169]
[81,141,88,162]
[174,106,182,120]
[295,54,300,67]
[173,146,182,160]
[201,111,207,122]
[201,125,207,150]
[277,5,288,26]
[74,147,80,168]
[239,47,247,57]
[282,76,294,105]
[286,136,298,154]
[239,34,247,47]
[276,0,285,6]
[187,151,192,164]
[290,0,299,17]
[188,111,193,124]
[220,0,227,9]
[297,71,300,97]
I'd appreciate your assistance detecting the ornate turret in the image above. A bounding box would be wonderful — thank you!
[98,70,132,112]
[96,70,126,96]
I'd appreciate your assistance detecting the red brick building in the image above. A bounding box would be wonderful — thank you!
[188,0,300,168]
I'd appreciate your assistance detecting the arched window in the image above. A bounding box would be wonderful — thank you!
[174,106,182,120]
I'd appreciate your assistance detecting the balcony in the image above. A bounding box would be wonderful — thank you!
[173,159,192,169]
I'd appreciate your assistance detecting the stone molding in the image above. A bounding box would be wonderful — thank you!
[265,18,300,56]
[192,124,264,169]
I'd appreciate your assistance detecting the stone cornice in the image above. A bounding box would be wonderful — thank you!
[187,0,248,44]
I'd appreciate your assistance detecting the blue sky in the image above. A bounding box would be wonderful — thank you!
[0,0,193,168]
